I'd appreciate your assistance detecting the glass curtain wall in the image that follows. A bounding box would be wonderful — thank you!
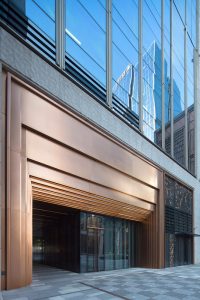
[187,0,196,174]
[164,0,171,155]
[25,0,55,41]
[112,0,139,121]
[65,0,106,93]
[80,212,135,272]
[0,0,56,61]
[172,2,185,166]
[63,0,196,174]
[1,0,197,174]
[142,0,162,145]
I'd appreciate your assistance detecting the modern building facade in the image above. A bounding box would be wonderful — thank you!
[0,0,200,291]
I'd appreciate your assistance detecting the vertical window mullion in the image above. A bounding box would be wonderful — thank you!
[194,0,199,177]
[184,0,189,169]
[139,0,143,133]
[162,0,165,150]
[106,0,112,107]
[170,0,174,157]
[55,0,65,69]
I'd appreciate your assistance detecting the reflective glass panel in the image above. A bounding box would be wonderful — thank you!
[187,0,196,46]
[174,0,185,23]
[0,0,56,61]
[188,108,195,174]
[6,0,56,41]
[65,0,106,87]
[26,0,55,40]
[173,4,185,166]
[143,0,162,144]
[187,38,195,174]
[164,0,171,155]
[112,0,139,117]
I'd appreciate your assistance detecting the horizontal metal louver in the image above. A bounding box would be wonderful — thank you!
[0,0,56,62]
[165,205,192,234]
[31,176,153,222]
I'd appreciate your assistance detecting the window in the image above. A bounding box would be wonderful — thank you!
[112,0,139,125]
[143,0,162,144]
[173,3,185,166]
[164,0,171,155]
[0,0,197,174]
[187,0,196,46]
[187,38,195,174]
[26,0,55,41]
[65,0,106,93]
[0,0,56,61]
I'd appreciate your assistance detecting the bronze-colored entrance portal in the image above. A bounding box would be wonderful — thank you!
[2,72,165,290]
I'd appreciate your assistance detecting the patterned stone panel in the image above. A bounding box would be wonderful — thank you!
[165,175,192,214]
[165,176,175,207]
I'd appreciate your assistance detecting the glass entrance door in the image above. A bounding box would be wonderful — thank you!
[80,212,135,272]
[87,227,104,272]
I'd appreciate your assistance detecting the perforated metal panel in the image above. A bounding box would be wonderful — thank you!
[165,175,193,267]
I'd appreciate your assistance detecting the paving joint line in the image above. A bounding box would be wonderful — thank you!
[2,285,93,300]
[80,282,130,300]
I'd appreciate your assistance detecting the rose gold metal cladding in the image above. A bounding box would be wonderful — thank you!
[3,72,165,290]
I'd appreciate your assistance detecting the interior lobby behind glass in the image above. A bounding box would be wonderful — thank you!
[80,212,135,272]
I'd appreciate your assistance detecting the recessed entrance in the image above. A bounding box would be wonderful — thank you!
[33,201,80,272]
[33,201,137,274]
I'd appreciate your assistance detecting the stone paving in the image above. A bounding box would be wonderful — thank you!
[2,264,200,299]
